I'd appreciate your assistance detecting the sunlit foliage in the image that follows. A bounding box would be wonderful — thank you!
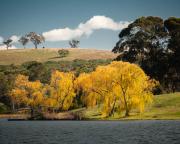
[49,70,76,111]
[76,61,157,117]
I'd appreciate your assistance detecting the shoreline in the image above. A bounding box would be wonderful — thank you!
[1,114,180,121]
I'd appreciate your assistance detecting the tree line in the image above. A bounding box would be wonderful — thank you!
[0,59,111,112]
[1,32,80,50]
[8,61,157,118]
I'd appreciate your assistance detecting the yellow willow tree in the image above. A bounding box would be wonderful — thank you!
[76,61,157,117]
[9,74,29,111]
[25,80,44,116]
[109,61,157,116]
[75,66,119,116]
[49,70,76,111]
[10,74,45,117]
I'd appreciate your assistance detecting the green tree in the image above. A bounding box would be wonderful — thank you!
[69,39,80,48]
[3,39,13,50]
[19,36,29,49]
[58,49,69,58]
[112,16,179,92]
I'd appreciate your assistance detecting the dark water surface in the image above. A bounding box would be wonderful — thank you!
[0,119,180,144]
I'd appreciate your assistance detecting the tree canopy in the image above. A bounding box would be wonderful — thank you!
[76,61,157,117]
[112,16,180,92]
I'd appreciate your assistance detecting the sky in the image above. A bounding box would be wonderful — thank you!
[0,0,180,50]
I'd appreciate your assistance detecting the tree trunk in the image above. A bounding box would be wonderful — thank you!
[122,91,129,117]
[11,101,15,113]
[109,98,117,117]
[125,108,129,117]
[30,108,34,119]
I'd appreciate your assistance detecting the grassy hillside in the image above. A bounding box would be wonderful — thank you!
[0,48,118,65]
[82,92,180,120]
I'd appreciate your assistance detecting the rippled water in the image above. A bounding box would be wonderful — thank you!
[0,119,180,144]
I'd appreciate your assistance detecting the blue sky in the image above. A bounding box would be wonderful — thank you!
[0,0,180,50]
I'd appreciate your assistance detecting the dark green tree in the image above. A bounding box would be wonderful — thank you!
[113,16,180,92]
[3,39,13,50]
[18,36,29,49]
[69,39,80,48]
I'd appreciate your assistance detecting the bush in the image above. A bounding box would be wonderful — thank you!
[0,102,10,114]
[58,49,69,58]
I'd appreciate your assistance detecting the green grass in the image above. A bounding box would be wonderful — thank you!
[81,92,180,120]
[0,48,117,65]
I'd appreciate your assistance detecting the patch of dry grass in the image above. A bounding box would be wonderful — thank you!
[0,48,118,65]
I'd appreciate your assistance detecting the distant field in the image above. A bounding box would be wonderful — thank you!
[0,48,118,65]
[82,92,180,120]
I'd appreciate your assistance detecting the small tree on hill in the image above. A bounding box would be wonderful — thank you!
[19,36,29,49]
[69,39,80,48]
[58,49,69,58]
[26,32,45,49]
[3,39,13,50]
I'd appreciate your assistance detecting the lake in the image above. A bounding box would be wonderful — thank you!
[0,119,180,144]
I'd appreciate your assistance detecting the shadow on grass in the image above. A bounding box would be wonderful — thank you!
[48,56,64,60]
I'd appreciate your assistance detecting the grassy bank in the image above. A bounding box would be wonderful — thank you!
[1,93,180,120]
[0,48,117,65]
[82,92,180,120]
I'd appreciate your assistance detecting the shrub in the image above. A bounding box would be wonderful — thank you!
[58,49,69,58]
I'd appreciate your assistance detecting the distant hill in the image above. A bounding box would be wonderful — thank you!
[0,48,118,65]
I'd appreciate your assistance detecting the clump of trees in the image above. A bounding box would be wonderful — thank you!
[76,61,157,117]
[58,49,69,58]
[69,39,80,48]
[0,59,111,112]
[8,61,156,118]
[10,71,76,118]
[113,16,180,93]
[0,32,44,50]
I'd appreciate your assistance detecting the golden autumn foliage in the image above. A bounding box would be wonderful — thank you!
[10,61,157,118]
[10,74,44,109]
[10,70,76,112]
[76,61,157,117]
[48,70,76,110]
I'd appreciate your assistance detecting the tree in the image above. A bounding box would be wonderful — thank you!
[69,39,80,48]
[10,74,45,117]
[49,70,76,111]
[22,61,50,83]
[19,36,29,49]
[9,75,29,112]
[26,32,45,49]
[3,39,13,50]
[58,49,69,58]
[112,16,179,92]
[108,61,157,116]
[164,17,180,91]
[0,72,13,109]
[76,61,156,117]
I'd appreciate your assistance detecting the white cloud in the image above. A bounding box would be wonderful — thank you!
[0,36,4,43]
[43,28,83,41]
[10,35,20,43]
[43,15,130,41]
[0,44,17,50]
